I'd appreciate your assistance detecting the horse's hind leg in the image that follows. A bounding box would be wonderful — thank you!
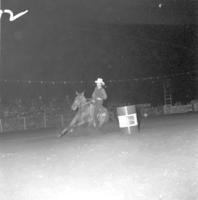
[99,110,109,127]
[98,114,106,128]
[88,117,94,127]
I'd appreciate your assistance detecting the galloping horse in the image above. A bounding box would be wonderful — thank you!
[58,91,109,137]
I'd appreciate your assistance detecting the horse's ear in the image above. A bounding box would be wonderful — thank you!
[76,91,79,95]
[82,91,85,96]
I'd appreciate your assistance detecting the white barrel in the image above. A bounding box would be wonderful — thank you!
[117,105,139,134]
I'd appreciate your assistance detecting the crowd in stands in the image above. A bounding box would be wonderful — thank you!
[0,96,71,119]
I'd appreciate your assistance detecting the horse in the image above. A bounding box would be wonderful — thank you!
[58,91,109,137]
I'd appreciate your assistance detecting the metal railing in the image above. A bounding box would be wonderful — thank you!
[0,112,74,133]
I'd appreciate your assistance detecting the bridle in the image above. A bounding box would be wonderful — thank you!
[71,94,87,111]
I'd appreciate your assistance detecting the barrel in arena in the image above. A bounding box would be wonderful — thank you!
[117,105,139,134]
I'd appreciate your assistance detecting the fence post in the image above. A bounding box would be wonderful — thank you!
[0,119,3,133]
[44,113,47,128]
[23,117,26,130]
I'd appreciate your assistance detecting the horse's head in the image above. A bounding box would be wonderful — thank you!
[71,91,86,111]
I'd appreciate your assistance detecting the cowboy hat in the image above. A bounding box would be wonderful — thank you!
[94,78,105,85]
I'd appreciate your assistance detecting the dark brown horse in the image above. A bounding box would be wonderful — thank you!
[58,91,109,137]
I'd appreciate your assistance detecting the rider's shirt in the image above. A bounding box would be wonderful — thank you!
[92,87,107,105]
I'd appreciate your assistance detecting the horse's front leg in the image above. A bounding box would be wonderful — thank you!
[63,120,86,135]
[59,115,78,137]
[75,120,85,127]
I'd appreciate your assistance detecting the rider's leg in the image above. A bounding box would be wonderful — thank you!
[93,103,99,127]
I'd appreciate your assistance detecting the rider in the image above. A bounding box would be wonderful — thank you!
[91,78,107,126]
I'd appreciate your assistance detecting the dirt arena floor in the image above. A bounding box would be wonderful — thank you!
[0,113,198,200]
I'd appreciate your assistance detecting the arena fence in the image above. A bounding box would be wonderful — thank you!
[0,102,196,133]
[0,108,117,133]
[0,113,74,133]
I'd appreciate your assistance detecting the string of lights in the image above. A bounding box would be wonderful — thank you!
[0,70,197,85]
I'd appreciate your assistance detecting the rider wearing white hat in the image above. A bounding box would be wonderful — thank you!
[94,78,105,85]
[92,78,107,126]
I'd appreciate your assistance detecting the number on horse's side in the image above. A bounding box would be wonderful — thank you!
[59,91,109,137]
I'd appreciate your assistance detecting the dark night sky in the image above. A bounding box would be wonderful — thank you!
[0,0,198,103]
[1,0,197,79]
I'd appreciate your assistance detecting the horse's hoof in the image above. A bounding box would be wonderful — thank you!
[69,129,74,133]
[58,132,64,138]
[58,130,66,138]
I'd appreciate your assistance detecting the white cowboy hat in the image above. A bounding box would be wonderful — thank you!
[94,78,105,85]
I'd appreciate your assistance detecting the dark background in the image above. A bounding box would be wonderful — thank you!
[1,0,198,105]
